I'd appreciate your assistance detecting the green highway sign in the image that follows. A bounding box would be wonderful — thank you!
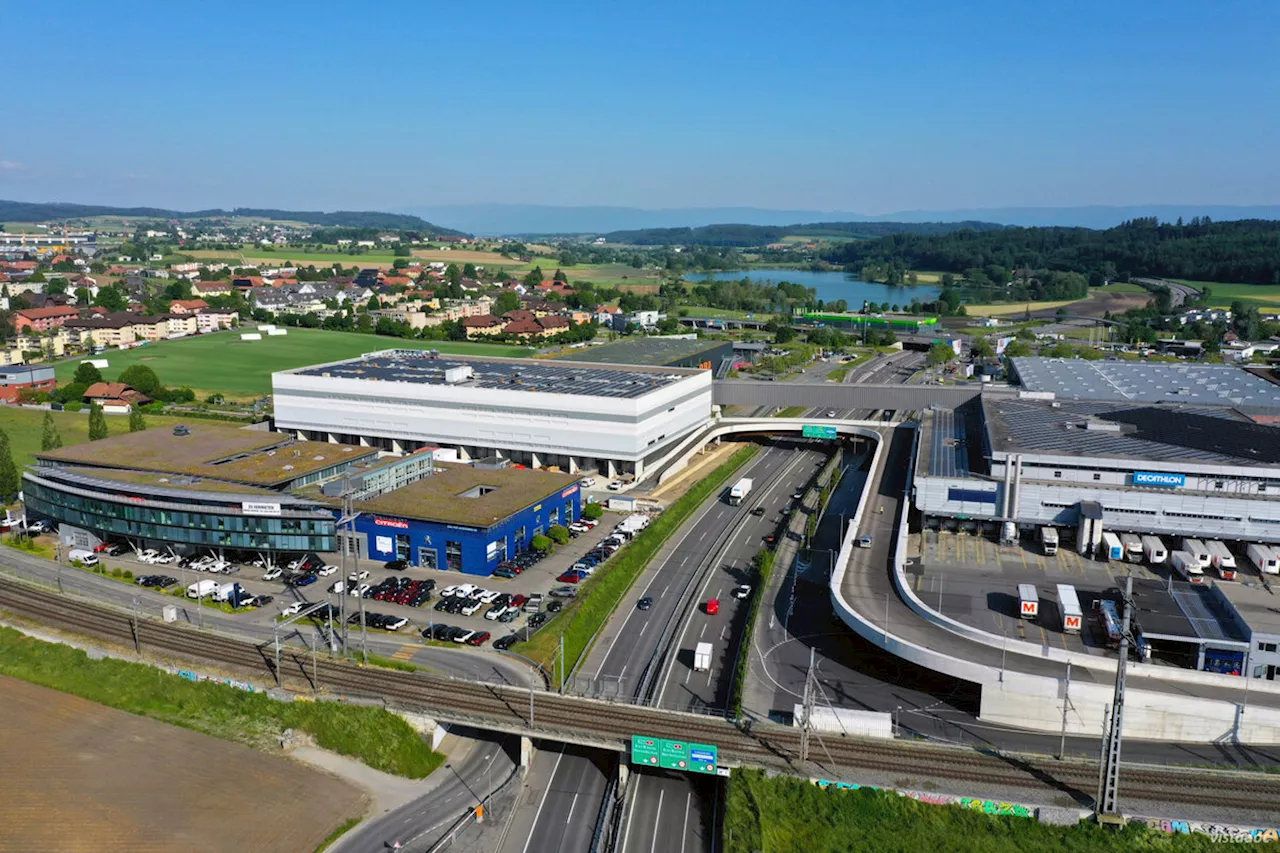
[801,424,838,440]
[632,735,718,774]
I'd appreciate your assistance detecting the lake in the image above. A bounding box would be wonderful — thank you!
[685,268,940,309]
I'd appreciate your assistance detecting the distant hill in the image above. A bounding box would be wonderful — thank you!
[599,220,1007,247]
[0,200,465,234]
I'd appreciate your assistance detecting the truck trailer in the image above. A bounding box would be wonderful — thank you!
[693,642,713,672]
[1204,540,1237,580]
[1247,543,1280,575]
[1119,533,1144,563]
[1170,550,1206,584]
[1056,584,1082,634]
[1017,584,1039,620]
[728,478,753,506]
[1141,535,1167,564]
[1100,531,1124,561]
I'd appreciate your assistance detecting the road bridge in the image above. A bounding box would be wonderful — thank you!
[711,379,991,409]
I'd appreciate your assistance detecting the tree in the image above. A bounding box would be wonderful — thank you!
[129,408,147,433]
[96,284,127,313]
[581,502,604,520]
[926,342,956,367]
[74,286,92,305]
[446,263,463,288]
[462,263,478,279]
[88,402,108,441]
[492,290,522,315]
[970,338,995,359]
[1004,340,1033,358]
[0,430,17,502]
[522,266,544,289]
[118,364,162,397]
[530,533,553,553]
[547,525,570,545]
[774,325,797,344]
[73,362,103,386]
[553,268,567,283]
[45,278,69,295]
[40,412,63,451]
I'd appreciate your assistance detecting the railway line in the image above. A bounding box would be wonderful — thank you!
[3,575,1279,814]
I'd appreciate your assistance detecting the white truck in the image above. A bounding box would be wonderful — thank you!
[1205,540,1237,580]
[616,513,650,535]
[1170,550,1206,584]
[1040,527,1059,556]
[1017,583,1039,620]
[1247,543,1280,575]
[1100,531,1124,561]
[67,548,99,567]
[1181,538,1211,570]
[186,579,219,599]
[728,478,753,507]
[1056,584,1082,634]
[1141,535,1167,564]
[693,641,713,672]
[1120,533,1144,563]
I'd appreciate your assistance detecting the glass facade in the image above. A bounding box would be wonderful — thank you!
[24,478,336,554]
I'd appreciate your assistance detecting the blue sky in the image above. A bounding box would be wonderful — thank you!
[3,0,1277,213]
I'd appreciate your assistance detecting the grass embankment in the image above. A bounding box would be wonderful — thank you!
[0,406,191,470]
[730,548,775,717]
[522,445,760,684]
[772,406,808,418]
[51,328,533,398]
[0,625,444,778]
[724,769,1243,853]
[313,817,362,853]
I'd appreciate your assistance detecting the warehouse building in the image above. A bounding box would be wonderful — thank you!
[272,349,714,481]
[560,336,732,370]
[1009,357,1280,410]
[322,463,581,575]
[915,396,1280,544]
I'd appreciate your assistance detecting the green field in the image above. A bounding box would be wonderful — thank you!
[0,406,192,470]
[1098,282,1147,293]
[1173,279,1280,308]
[52,329,533,397]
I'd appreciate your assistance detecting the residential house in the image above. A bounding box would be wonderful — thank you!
[65,314,143,349]
[613,309,665,331]
[0,365,55,401]
[15,329,72,358]
[168,298,209,314]
[196,310,238,332]
[535,280,574,297]
[83,381,152,414]
[461,315,506,338]
[13,305,80,332]
[502,318,543,337]
[164,314,200,337]
[194,281,232,297]
[594,306,621,326]
[0,349,25,367]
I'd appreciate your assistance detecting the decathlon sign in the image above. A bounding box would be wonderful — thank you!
[1133,471,1186,488]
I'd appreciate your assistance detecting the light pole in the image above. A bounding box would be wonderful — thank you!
[448,762,486,823]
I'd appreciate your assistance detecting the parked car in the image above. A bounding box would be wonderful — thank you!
[452,630,476,644]
[328,581,346,595]
[465,631,490,646]
[384,559,409,571]
[281,602,307,616]
[349,583,371,597]
[546,600,563,613]
[607,480,624,491]
[292,574,318,587]
[527,613,546,628]
[493,635,518,650]
[579,477,596,488]
[317,565,338,576]
[348,570,370,582]
[549,586,577,598]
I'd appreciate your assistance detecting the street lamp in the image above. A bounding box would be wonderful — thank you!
[447,762,486,823]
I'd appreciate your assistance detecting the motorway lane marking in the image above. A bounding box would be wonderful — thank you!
[649,788,665,853]
[520,747,566,853]
[699,624,706,638]
[681,791,692,853]
[564,791,580,829]
[639,622,648,636]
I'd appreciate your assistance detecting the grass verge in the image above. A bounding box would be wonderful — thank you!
[521,444,761,684]
[724,768,1232,853]
[730,549,775,717]
[314,816,361,853]
[0,625,444,778]
[772,406,808,418]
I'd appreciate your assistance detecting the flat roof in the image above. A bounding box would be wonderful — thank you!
[559,337,725,367]
[982,397,1280,468]
[346,463,578,529]
[283,349,701,400]
[1011,357,1280,410]
[1131,577,1249,646]
[36,424,379,487]
[1215,578,1280,637]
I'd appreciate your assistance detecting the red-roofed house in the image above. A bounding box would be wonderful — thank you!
[83,381,153,413]
[381,275,412,287]
[193,281,231,297]
[535,280,574,295]
[13,305,80,332]
[537,315,571,333]
[168,299,209,314]
[502,318,544,337]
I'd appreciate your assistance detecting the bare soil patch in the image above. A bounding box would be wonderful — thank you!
[0,675,367,853]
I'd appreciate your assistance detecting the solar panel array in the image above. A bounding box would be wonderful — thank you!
[1011,357,1280,410]
[928,408,971,477]
[989,399,1272,465]
[292,350,683,400]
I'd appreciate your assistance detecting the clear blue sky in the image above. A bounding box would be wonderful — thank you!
[3,0,1277,213]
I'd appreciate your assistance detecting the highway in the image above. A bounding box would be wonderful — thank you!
[618,770,717,853]
[498,744,615,853]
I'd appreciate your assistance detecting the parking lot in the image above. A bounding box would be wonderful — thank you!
[91,511,645,650]
[908,528,1275,658]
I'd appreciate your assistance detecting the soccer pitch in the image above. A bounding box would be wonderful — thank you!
[54,329,533,397]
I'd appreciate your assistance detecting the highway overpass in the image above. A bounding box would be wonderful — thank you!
[711,379,991,410]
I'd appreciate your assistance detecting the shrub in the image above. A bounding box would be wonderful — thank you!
[111,567,123,578]
[547,525,570,545]
[581,503,604,521]
[123,570,133,580]
[530,534,553,553]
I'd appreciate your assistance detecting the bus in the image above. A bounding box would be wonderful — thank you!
[1093,599,1123,650]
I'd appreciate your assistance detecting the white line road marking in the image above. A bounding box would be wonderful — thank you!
[639,622,648,636]
[649,788,665,853]
[699,623,706,638]
[681,791,692,853]
[721,626,729,641]
[564,791,580,828]
[521,747,565,853]
[662,585,670,596]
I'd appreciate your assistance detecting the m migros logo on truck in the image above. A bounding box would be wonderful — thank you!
[1133,471,1186,488]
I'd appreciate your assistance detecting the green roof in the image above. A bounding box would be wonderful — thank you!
[346,464,578,529]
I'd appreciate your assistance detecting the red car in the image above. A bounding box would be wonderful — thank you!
[466,631,490,646]
[705,598,720,616]
[510,594,528,608]
[557,571,582,584]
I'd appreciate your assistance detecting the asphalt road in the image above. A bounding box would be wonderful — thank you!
[0,548,535,687]
[499,744,615,853]
[619,770,718,853]
[575,441,825,703]
[340,730,517,853]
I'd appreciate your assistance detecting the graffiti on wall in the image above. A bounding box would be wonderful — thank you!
[1138,817,1280,844]
[811,779,1035,820]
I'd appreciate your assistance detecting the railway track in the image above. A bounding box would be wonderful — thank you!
[3,576,1278,813]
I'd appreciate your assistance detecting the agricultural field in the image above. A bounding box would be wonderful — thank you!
[0,674,365,853]
[0,406,191,470]
[1173,279,1280,308]
[961,299,1079,317]
[52,328,533,398]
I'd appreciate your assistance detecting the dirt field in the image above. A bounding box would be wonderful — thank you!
[0,675,367,853]
[967,290,1149,319]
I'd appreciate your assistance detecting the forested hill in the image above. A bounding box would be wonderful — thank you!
[824,217,1280,285]
[601,220,1006,247]
[0,200,464,234]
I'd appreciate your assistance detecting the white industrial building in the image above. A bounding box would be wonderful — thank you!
[272,349,714,480]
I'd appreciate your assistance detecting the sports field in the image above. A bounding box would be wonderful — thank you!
[52,329,533,397]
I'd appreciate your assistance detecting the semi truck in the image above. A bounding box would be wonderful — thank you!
[1017,584,1039,620]
[1100,531,1124,561]
[693,642,713,672]
[1040,527,1059,556]
[1247,543,1280,575]
[1120,533,1144,563]
[1141,535,1167,564]
[728,478,753,506]
[1170,550,1206,584]
[1180,538,1211,570]
[1205,540,1237,580]
[1056,584,1082,634]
